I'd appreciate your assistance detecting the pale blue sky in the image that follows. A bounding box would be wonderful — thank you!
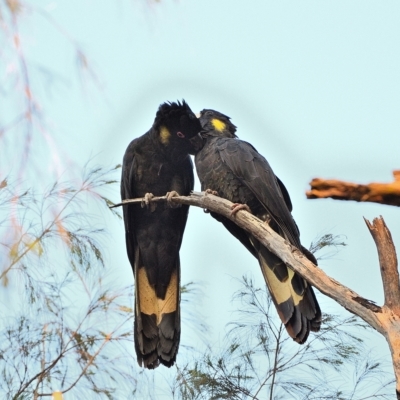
[3,0,400,396]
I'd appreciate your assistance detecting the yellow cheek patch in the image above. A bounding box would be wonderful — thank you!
[211,118,226,132]
[159,126,171,145]
[137,267,178,325]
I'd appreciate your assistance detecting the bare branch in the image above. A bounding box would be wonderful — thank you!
[110,195,168,208]
[306,170,400,207]
[127,191,397,396]
[364,217,400,315]
[113,192,383,332]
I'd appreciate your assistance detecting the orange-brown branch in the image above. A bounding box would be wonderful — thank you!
[306,170,400,207]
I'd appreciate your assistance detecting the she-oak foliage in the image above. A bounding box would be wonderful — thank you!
[176,275,393,400]
[0,166,139,399]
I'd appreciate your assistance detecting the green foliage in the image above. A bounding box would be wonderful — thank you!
[175,276,394,400]
[0,165,121,289]
[0,165,141,399]
[309,233,347,261]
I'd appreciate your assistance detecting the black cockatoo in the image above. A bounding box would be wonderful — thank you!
[194,109,321,343]
[121,100,202,368]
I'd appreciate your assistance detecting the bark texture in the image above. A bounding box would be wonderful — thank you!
[306,170,400,207]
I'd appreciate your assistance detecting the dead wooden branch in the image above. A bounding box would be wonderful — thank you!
[365,217,400,314]
[306,170,400,207]
[112,191,400,397]
[113,192,382,328]
[364,217,400,398]
[111,196,169,208]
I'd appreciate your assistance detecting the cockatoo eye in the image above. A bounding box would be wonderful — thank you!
[177,132,185,138]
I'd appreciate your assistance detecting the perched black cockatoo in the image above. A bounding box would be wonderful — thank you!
[194,109,321,344]
[121,100,202,368]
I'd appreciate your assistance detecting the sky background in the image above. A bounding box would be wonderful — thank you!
[2,0,400,397]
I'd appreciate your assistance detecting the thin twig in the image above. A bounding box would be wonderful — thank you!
[110,195,168,208]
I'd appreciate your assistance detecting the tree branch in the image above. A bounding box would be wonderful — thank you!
[111,195,168,208]
[112,192,383,332]
[114,191,400,396]
[364,217,400,315]
[306,170,400,207]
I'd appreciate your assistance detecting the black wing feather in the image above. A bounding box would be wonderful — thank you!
[216,138,301,248]
[121,135,193,368]
[121,138,138,269]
